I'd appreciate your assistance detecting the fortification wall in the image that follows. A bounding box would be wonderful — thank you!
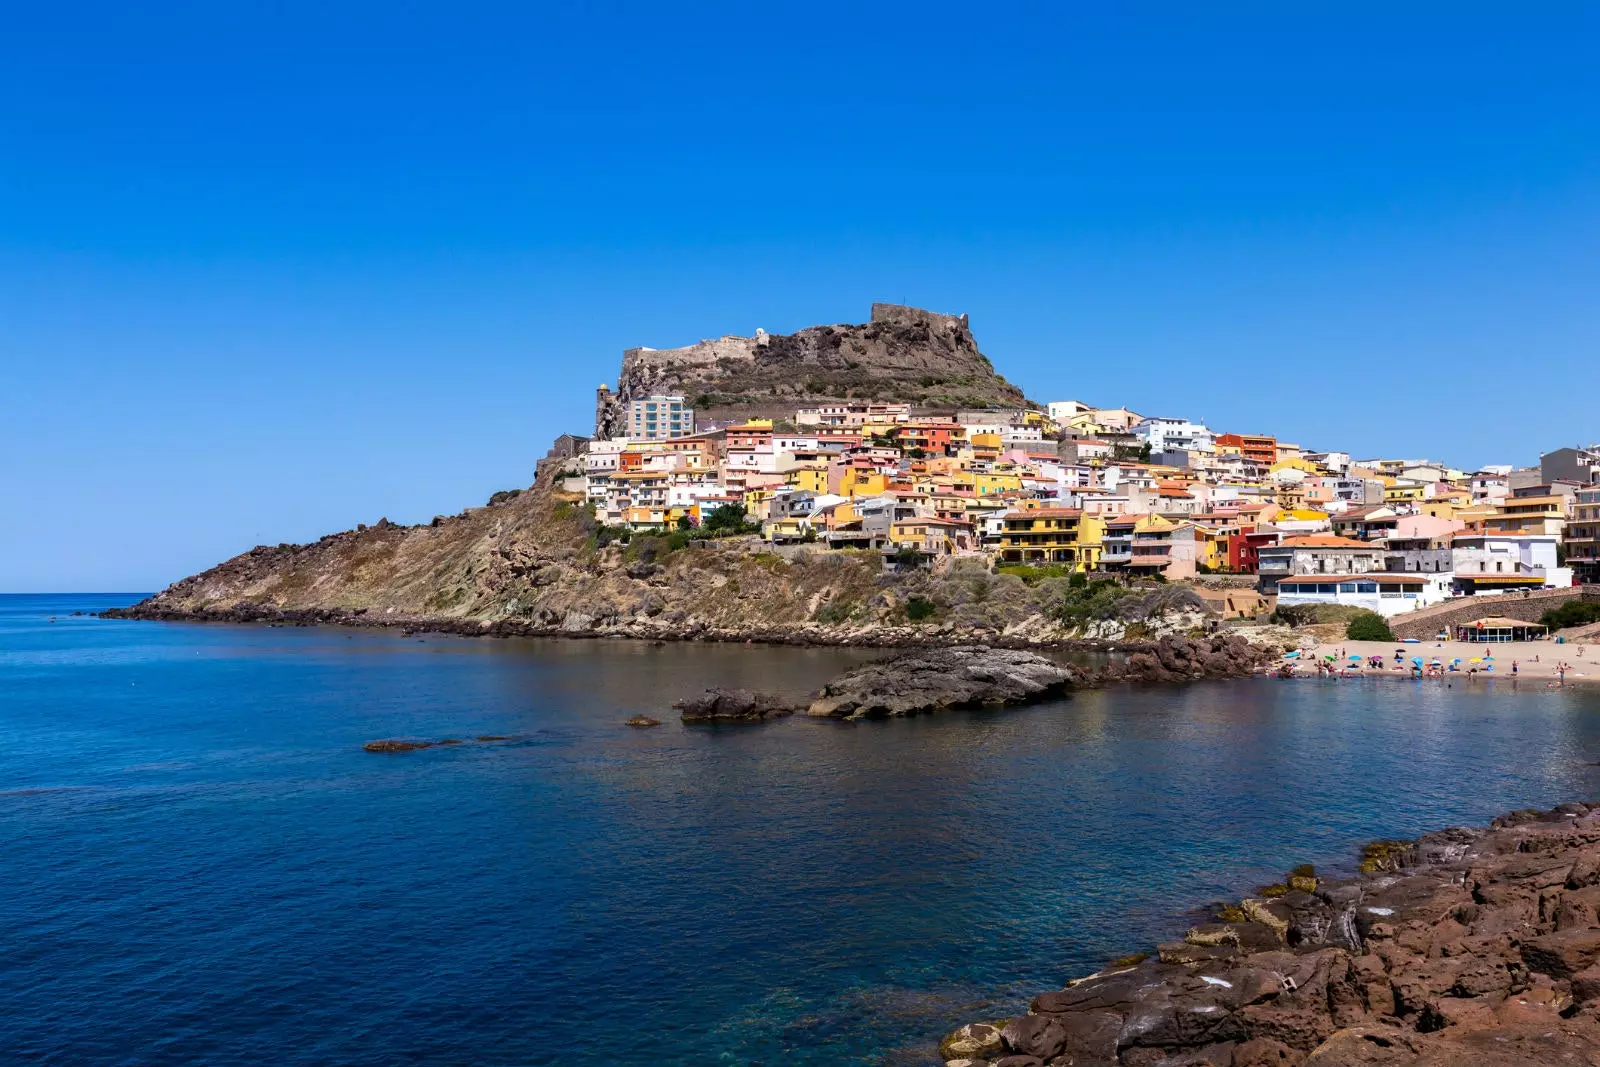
[870,302,969,330]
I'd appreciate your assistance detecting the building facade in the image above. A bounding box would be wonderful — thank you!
[1564,487,1600,584]
[625,395,695,441]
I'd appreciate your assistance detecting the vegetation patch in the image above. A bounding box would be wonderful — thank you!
[1359,839,1414,873]
[814,599,857,624]
[1542,600,1600,630]
[905,596,938,622]
[1048,579,1136,631]
[1345,611,1395,642]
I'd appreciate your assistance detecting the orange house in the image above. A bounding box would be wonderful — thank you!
[1216,433,1277,466]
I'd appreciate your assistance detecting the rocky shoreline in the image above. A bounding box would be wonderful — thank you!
[937,801,1600,1066]
[100,602,1273,682]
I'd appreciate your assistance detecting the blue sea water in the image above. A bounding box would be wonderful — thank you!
[4,593,1600,1066]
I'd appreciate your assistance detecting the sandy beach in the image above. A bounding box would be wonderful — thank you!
[1293,637,1597,683]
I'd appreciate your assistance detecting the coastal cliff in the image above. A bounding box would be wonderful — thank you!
[107,475,1263,669]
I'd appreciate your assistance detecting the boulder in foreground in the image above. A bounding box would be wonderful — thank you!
[807,645,1082,720]
[939,800,1600,1067]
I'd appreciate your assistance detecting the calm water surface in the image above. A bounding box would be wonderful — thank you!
[4,593,1600,1066]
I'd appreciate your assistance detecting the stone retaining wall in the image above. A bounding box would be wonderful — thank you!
[1389,585,1594,639]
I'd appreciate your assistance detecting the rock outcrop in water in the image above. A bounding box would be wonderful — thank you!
[675,688,802,724]
[807,646,1084,720]
[938,802,1600,1066]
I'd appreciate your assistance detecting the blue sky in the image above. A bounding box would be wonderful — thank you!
[3,3,1596,591]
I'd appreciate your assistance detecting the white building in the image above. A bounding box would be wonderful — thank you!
[1274,573,1451,617]
[1047,400,1091,423]
[1135,417,1215,455]
[1451,533,1572,592]
[583,438,630,475]
[625,394,695,441]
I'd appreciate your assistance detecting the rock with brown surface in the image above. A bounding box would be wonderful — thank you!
[938,801,1600,1067]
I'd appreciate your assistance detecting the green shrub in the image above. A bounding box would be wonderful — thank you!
[997,563,1077,585]
[1345,611,1395,642]
[1541,600,1600,630]
[906,596,937,621]
[890,547,926,567]
[488,488,522,506]
[702,503,761,537]
[814,600,856,624]
[1049,579,1134,630]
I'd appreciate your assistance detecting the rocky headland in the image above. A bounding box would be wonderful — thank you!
[937,802,1600,1066]
[597,302,1032,431]
[103,467,1268,664]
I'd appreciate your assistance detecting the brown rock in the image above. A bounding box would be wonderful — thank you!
[1570,963,1600,1005]
[1234,1037,1304,1066]
[1000,1014,1068,1060]
[1523,928,1600,979]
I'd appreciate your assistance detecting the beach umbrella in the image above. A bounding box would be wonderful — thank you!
[1469,657,1483,664]
[1453,658,1462,664]
[1283,651,1300,659]
[1324,654,1336,660]
[1411,657,1424,666]
[1348,654,1362,661]
[1431,659,1443,665]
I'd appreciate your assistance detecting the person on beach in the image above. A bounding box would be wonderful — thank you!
[1513,660,1519,676]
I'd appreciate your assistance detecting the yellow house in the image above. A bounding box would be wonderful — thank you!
[968,431,1003,460]
[785,465,829,494]
[1384,482,1426,503]
[839,468,890,498]
[996,508,1083,564]
[972,470,1024,496]
[1270,456,1319,474]
[1075,513,1106,571]
[1420,491,1472,520]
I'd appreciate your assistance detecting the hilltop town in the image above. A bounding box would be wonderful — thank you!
[546,304,1600,632]
[118,303,1599,649]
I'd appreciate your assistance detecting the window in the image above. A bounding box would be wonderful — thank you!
[1339,582,1357,593]
[1356,581,1378,593]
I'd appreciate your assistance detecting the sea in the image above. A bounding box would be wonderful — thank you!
[4,592,1599,1066]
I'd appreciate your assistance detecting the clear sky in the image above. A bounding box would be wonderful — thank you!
[3,3,1596,592]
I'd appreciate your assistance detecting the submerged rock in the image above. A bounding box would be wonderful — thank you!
[674,688,800,724]
[807,645,1081,720]
[623,715,661,728]
[363,738,435,752]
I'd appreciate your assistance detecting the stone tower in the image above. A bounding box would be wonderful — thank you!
[594,383,623,440]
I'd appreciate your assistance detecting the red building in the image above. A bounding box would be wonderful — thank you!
[1215,432,1278,467]
[895,422,964,455]
[1224,528,1282,573]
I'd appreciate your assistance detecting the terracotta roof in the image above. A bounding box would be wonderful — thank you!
[1274,535,1377,548]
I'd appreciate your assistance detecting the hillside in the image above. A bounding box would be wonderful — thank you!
[596,303,1032,432]
[111,474,1220,649]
